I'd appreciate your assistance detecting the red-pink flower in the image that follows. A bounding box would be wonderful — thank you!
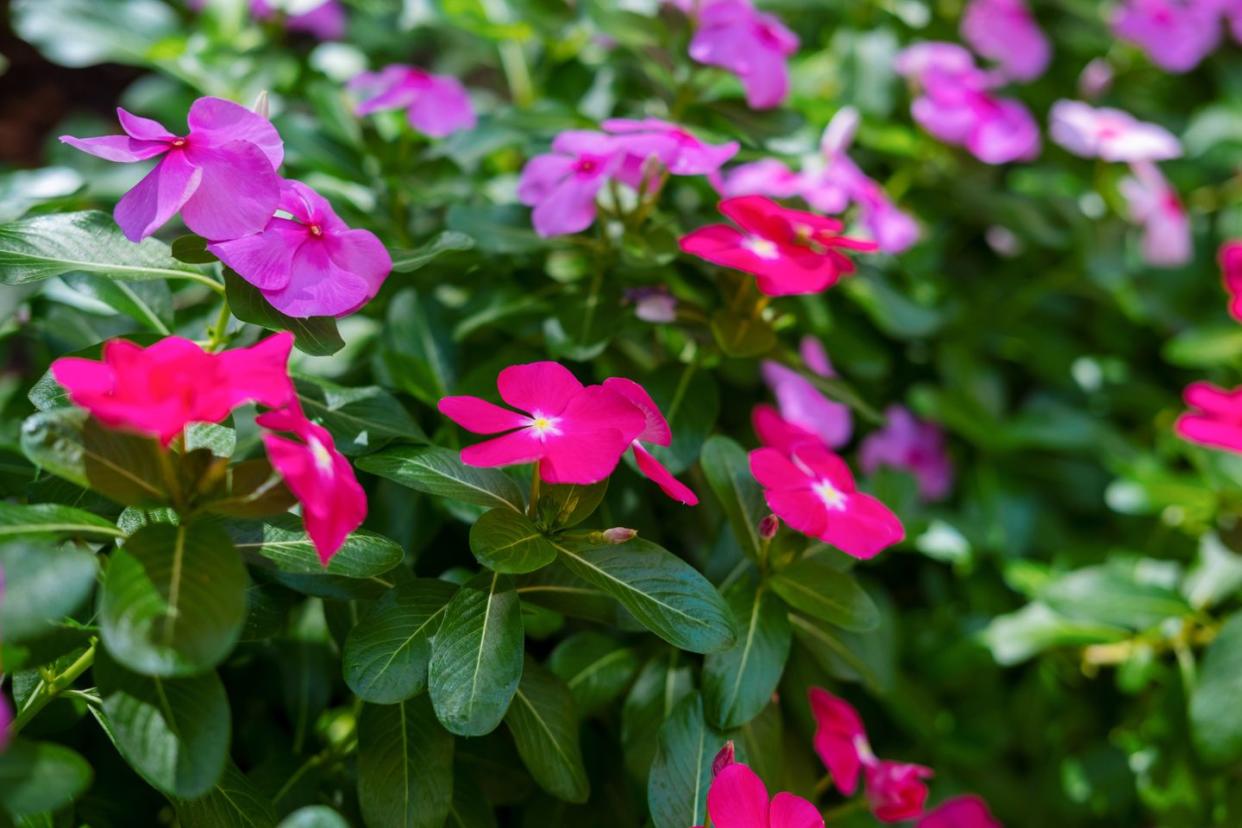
[698,762,824,828]
[1175,382,1242,453]
[867,760,934,822]
[517,131,624,237]
[51,334,296,446]
[60,97,283,242]
[686,0,800,110]
[602,118,739,184]
[349,65,476,137]
[680,196,878,297]
[438,362,646,485]
[860,406,953,502]
[208,180,391,318]
[961,0,1051,82]
[1120,161,1191,268]
[917,795,1003,828]
[749,444,904,558]
[1221,241,1242,322]
[257,402,366,564]
[601,378,698,505]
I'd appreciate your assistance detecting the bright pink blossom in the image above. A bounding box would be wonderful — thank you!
[917,795,1003,828]
[759,338,851,449]
[250,0,345,38]
[687,0,800,110]
[602,378,699,505]
[680,196,878,296]
[860,406,953,502]
[601,118,739,186]
[60,97,283,242]
[867,760,935,822]
[208,180,391,318]
[438,362,646,485]
[961,0,1051,81]
[1220,241,1242,322]
[1120,161,1191,268]
[1176,382,1242,453]
[517,131,623,237]
[52,334,295,446]
[1113,0,1221,73]
[349,65,476,137]
[1049,101,1181,162]
[749,444,904,558]
[697,762,824,828]
[257,402,366,564]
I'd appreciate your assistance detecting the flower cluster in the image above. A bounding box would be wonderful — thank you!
[1113,0,1242,73]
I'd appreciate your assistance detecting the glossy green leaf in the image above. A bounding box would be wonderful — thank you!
[0,739,93,817]
[700,436,766,564]
[390,231,475,272]
[703,579,792,729]
[647,694,727,828]
[0,501,121,542]
[548,631,639,717]
[1191,613,1242,766]
[536,479,608,529]
[358,446,525,513]
[1039,563,1191,631]
[769,555,879,632]
[505,656,590,803]
[62,272,173,334]
[295,377,425,456]
[172,764,276,828]
[622,653,696,782]
[278,806,350,828]
[469,508,557,573]
[224,270,344,357]
[357,696,454,828]
[227,515,403,579]
[0,540,98,643]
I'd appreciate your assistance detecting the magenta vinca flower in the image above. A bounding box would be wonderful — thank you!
[917,796,1003,828]
[250,0,346,39]
[601,118,739,185]
[349,65,476,137]
[1049,101,1182,163]
[602,378,698,505]
[1221,240,1242,322]
[1120,161,1191,268]
[208,180,391,318]
[961,0,1051,81]
[687,0,800,110]
[438,362,646,485]
[1175,382,1242,454]
[60,97,283,242]
[695,762,824,828]
[1113,0,1221,73]
[758,337,852,449]
[860,405,953,502]
[517,131,624,237]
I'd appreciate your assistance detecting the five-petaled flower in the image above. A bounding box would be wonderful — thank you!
[602,118,739,186]
[1113,0,1222,73]
[1120,161,1191,268]
[349,65,476,137]
[757,338,852,450]
[693,758,824,828]
[860,405,954,502]
[1175,382,1242,453]
[1049,100,1182,162]
[517,131,624,237]
[684,0,800,110]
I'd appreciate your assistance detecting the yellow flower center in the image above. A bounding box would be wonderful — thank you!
[813,479,846,511]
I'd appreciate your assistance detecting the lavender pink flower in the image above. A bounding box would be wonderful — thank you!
[860,406,953,502]
[517,131,623,237]
[961,0,1051,81]
[1113,0,1221,73]
[759,338,852,449]
[1049,101,1181,162]
[686,0,800,110]
[250,0,345,39]
[1120,161,1192,268]
[601,118,739,186]
[349,65,476,137]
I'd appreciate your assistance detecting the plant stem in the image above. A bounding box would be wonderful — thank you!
[178,271,227,295]
[10,640,97,737]
[206,297,232,351]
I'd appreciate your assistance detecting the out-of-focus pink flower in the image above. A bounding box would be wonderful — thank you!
[602,378,699,505]
[917,795,1004,828]
[250,0,345,39]
[697,762,824,828]
[680,196,877,296]
[723,159,805,201]
[60,97,283,241]
[752,405,822,453]
[52,334,295,446]
[961,0,1051,81]
[749,444,904,558]
[1120,161,1192,268]
[1113,0,1221,73]
[1176,382,1242,453]
[601,118,738,186]
[867,760,935,822]
[208,180,390,318]
[1078,58,1115,99]
[860,406,953,501]
[759,339,852,449]
[688,0,800,110]
[1049,101,1181,162]
[257,402,365,564]
[626,287,678,323]
[1220,241,1242,322]
[438,362,646,485]
[517,131,623,237]
[349,65,476,137]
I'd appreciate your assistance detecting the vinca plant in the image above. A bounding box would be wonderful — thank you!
[2,0,1242,826]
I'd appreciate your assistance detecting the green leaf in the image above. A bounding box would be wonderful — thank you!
[0,540,98,643]
[445,204,544,255]
[515,563,618,625]
[553,536,735,654]
[0,739,93,817]
[278,806,350,828]
[0,211,201,284]
[378,289,457,407]
[643,367,720,476]
[428,571,524,736]
[647,694,727,828]
[536,480,608,530]
[621,653,695,779]
[173,764,277,828]
[358,446,525,513]
[224,270,344,357]
[390,231,476,272]
[94,650,230,798]
[200,460,297,519]
[769,555,879,632]
[700,436,766,564]
[469,508,557,574]
[227,515,403,579]
[357,696,454,828]
[703,579,792,729]
[11,0,177,68]
[295,377,425,457]
[0,502,121,541]
[99,521,247,676]
[789,612,888,693]
[547,631,639,717]
[1039,563,1191,631]
[170,235,217,265]
[504,656,590,803]
[343,578,458,703]
[61,272,173,334]
[1191,613,1242,765]
[980,602,1128,666]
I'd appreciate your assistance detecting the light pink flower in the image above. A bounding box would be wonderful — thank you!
[1220,240,1242,322]
[257,402,366,564]
[917,795,1003,828]
[867,760,935,822]
[60,97,283,241]
[349,65,476,137]
[601,118,739,186]
[208,180,391,318]
[688,0,800,110]
[1049,101,1181,162]
[438,362,646,485]
[1176,382,1242,453]
[759,339,852,449]
[1113,0,1221,73]
[250,0,345,39]
[961,0,1051,81]
[860,406,953,502]
[1078,58,1115,99]
[722,159,804,201]
[517,131,623,237]
[698,762,824,828]
[602,378,698,505]
[1120,161,1192,268]
[749,444,904,558]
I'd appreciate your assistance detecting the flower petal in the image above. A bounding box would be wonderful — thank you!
[602,377,671,446]
[822,491,905,559]
[207,218,304,291]
[58,134,168,163]
[461,429,546,469]
[187,95,284,168]
[180,140,281,241]
[749,447,811,491]
[114,151,202,242]
[264,239,376,318]
[439,396,529,434]
[497,362,584,416]
[117,108,175,141]
[769,793,824,828]
[707,763,771,828]
[632,444,699,505]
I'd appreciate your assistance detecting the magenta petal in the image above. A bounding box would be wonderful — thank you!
[822,492,904,559]
[517,154,577,205]
[632,444,699,505]
[187,96,284,168]
[707,764,771,828]
[539,428,632,485]
[559,385,647,444]
[602,377,671,446]
[207,219,303,291]
[769,793,823,828]
[438,396,529,434]
[749,448,811,491]
[497,362,584,416]
[764,488,828,538]
[217,332,296,412]
[180,140,281,241]
[461,430,545,468]
[117,108,175,141]
[265,240,374,318]
[59,134,169,163]
[407,76,476,137]
[325,228,392,302]
[114,151,202,242]
[531,173,606,237]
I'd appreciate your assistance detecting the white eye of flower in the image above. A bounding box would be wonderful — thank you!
[743,235,781,261]
[309,436,335,475]
[813,479,847,511]
[527,413,562,439]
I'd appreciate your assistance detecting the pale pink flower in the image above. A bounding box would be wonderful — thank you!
[961,0,1051,81]
[349,65,476,137]
[1120,161,1192,267]
[759,338,852,449]
[1049,100,1181,162]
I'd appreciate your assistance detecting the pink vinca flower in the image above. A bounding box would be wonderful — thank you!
[517,131,623,237]
[961,0,1051,81]
[1120,161,1191,268]
[917,795,1003,828]
[60,97,283,242]
[257,402,366,564]
[250,0,346,39]
[1176,382,1242,453]
[688,0,800,110]
[1221,240,1242,322]
[860,406,953,501]
[749,444,904,558]
[1049,101,1181,162]
[758,338,852,449]
[867,761,935,822]
[208,180,391,318]
[601,118,739,186]
[52,334,296,446]
[680,196,878,296]
[349,65,476,137]
[601,378,698,505]
[1113,0,1221,73]
[696,762,824,828]
[438,362,646,485]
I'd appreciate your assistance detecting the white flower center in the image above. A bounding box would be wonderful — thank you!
[309,436,335,475]
[813,478,847,511]
[527,413,562,440]
[742,235,780,261]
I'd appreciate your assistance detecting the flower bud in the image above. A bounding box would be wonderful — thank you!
[712,741,736,777]
[252,90,271,119]
[602,527,637,544]
[759,514,780,540]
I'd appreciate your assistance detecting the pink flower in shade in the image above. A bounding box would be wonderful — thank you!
[51,334,296,446]
[438,362,646,485]
[1120,161,1192,268]
[680,196,878,297]
[1113,0,1221,73]
[257,403,366,564]
[208,180,391,318]
[1175,382,1242,453]
[688,0,800,110]
[1220,241,1242,322]
[695,763,824,828]
[722,159,804,201]
[517,131,624,237]
[1049,101,1181,162]
[961,0,1051,81]
[250,0,345,39]
[59,98,283,242]
[348,65,476,137]
[866,760,935,822]
[759,339,852,449]
[601,118,739,186]
[748,444,904,558]
[1078,59,1115,100]
[860,406,953,502]
[917,795,1003,828]
[602,378,699,505]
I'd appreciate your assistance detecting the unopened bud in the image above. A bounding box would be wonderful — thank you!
[252,90,270,119]
[602,527,636,544]
[759,514,780,541]
[711,741,736,777]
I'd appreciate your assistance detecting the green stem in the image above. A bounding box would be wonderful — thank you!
[206,297,232,351]
[177,271,227,295]
[10,640,97,737]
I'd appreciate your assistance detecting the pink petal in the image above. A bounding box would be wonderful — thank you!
[558,385,647,444]
[58,134,169,163]
[808,687,867,795]
[264,238,375,318]
[917,795,1002,828]
[865,761,933,822]
[497,362,584,417]
[768,793,824,828]
[180,140,281,241]
[114,150,202,242]
[632,444,699,505]
[799,337,834,378]
[187,95,284,168]
[407,75,476,137]
[749,447,811,491]
[461,429,546,469]
[530,171,607,237]
[438,396,529,434]
[51,357,116,399]
[117,108,175,141]
[764,488,828,538]
[1176,414,1242,453]
[539,428,632,485]
[822,491,905,559]
[739,47,791,110]
[207,218,304,291]
[707,764,771,828]
[790,444,856,493]
[324,227,392,308]
[602,377,671,446]
[216,332,297,413]
[286,0,346,40]
[752,405,822,453]
[517,154,577,205]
